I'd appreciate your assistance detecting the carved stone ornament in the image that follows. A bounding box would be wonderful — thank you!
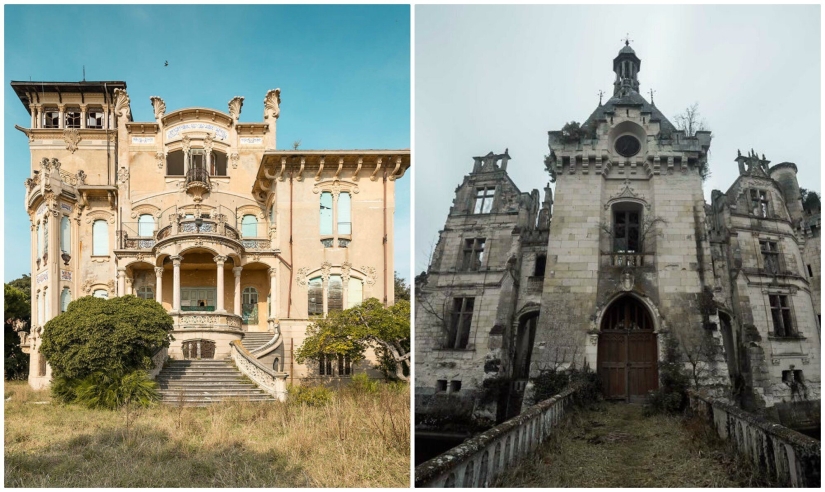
[63,129,81,153]
[296,267,310,287]
[589,334,599,346]
[228,96,244,124]
[117,166,130,184]
[230,153,240,169]
[771,358,780,365]
[204,133,214,153]
[155,267,165,277]
[361,265,377,286]
[82,278,95,294]
[113,88,131,119]
[77,170,87,184]
[621,269,634,291]
[320,261,332,283]
[341,262,352,284]
[181,134,191,152]
[156,152,165,169]
[149,96,166,120]
[604,178,649,210]
[263,89,281,120]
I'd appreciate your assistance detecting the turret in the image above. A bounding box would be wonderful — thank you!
[613,41,641,96]
[770,162,805,224]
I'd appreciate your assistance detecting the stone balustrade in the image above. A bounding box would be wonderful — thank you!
[171,312,243,331]
[688,391,820,487]
[229,340,288,401]
[147,346,168,379]
[601,252,653,267]
[415,386,578,487]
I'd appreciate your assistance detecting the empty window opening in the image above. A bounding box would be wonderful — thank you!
[461,238,486,271]
[769,294,795,337]
[447,297,474,349]
[64,109,81,129]
[338,354,352,376]
[612,203,642,253]
[449,380,462,393]
[760,240,779,274]
[319,353,334,376]
[807,264,814,277]
[534,254,547,277]
[167,150,185,176]
[43,108,59,128]
[436,380,448,392]
[87,109,104,129]
[750,189,770,218]
[211,151,228,176]
[473,187,496,214]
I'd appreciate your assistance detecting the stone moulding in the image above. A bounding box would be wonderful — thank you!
[172,312,242,330]
[414,385,579,487]
[230,340,287,401]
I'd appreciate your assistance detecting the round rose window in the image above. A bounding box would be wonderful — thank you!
[615,135,641,157]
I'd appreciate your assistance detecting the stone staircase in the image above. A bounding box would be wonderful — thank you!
[241,332,274,352]
[156,359,275,406]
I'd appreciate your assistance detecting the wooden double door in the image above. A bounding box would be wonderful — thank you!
[597,296,659,402]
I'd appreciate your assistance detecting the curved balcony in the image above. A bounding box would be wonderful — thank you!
[171,311,243,332]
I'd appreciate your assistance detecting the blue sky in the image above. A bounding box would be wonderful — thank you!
[4,4,411,283]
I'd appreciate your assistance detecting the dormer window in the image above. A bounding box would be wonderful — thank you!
[750,189,770,218]
[65,109,81,129]
[473,187,495,214]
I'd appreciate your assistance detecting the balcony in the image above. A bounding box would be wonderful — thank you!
[184,167,211,202]
[601,252,654,267]
[171,311,243,333]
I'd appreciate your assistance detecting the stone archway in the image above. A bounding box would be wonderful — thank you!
[597,295,659,402]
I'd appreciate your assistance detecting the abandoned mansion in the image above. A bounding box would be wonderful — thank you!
[13,80,408,399]
[415,43,820,430]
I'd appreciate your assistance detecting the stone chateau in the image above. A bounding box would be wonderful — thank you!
[415,43,820,430]
[13,80,409,399]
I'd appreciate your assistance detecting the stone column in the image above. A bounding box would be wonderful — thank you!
[29,104,36,128]
[80,104,87,129]
[117,267,126,297]
[58,105,65,129]
[214,255,226,312]
[268,266,278,319]
[155,267,164,304]
[171,255,182,312]
[322,278,329,316]
[233,266,243,315]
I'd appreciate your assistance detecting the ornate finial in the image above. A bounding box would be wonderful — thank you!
[598,89,604,105]
[738,149,742,157]
[648,88,656,105]
[622,33,633,46]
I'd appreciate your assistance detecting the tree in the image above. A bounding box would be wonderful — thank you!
[800,188,821,213]
[674,102,708,137]
[4,282,31,380]
[40,295,174,381]
[394,272,410,301]
[295,298,410,382]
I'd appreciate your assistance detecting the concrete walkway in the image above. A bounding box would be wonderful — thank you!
[497,403,759,487]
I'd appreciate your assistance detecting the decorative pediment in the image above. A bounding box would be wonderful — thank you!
[130,204,162,219]
[312,179,360,198]
[84,209,116,224]
[604,178,650,211]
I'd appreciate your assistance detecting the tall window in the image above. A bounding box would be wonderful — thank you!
[92,220,108,255]
[328,275,343,312]
[242,287,259,324]
[461,238,486,271]
[769,294,795,337]
[347,278,363,308]
[613,205,641,253]
[534,254,547,277]
[43,108,59,128]
[320,192,333,235]
[474,187,495,214]
[60,216,70,253]
[60,288,71,313]
[750,189,770,218]
[65,109,81,129]
[319,353,334,376]
[93,289,108,299]
[210,151,228,176]
[338,192,352,235]
[167,150,185,175]
[338,354,352,376]
[308,277,323,315]
[447,297,475,349]
[760,240,779,274]
[43,225,49,259]
[137,286,154,300]
[241,215,258,238]
[37,223,43,257]
[138,214,155,237]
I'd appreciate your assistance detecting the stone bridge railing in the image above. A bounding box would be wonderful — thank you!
[688,391,820,487]
[415,386,578,487]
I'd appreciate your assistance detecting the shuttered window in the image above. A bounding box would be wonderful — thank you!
[92,220,108,256]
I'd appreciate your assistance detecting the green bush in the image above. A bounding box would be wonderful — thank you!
[40,295,173,381]
[529,365,601,407]
[349,372,380,394]
[645,335,690,415]
[73,370,159,410]
[288,384,333,407]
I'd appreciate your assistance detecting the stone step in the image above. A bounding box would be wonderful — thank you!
[155,354,272,405]
[159,389,270,397]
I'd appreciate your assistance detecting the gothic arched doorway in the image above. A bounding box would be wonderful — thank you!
[597,295,658,402]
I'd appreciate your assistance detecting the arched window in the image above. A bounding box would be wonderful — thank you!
[36,222,43,257]
[167,150,185,175]
[348,277,363,308]
[137,286,154,300]
[92,220,108,256]
[43,224,49,258]
[308,277,323,315]
[328,275,343,312]
[320,192,333,235]
[138,214,155,237]
[338,192,351,235]
[60,287,71,313]
[242,286,259,324]
[93,289,108,299]
[241,214,258,238]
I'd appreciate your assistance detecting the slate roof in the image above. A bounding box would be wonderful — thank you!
[583,89,677,134]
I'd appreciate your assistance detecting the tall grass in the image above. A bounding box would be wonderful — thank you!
[4,381,410,487]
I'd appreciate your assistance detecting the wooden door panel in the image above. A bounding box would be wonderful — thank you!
[599,331,658,400]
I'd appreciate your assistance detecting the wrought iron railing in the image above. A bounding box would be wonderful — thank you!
[185,166,211,187]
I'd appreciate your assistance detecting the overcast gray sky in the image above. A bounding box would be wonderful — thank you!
[415,4,820,274]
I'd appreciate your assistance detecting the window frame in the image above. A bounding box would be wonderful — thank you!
[43,108,60,128]
[759,240,780,274]
[92,219,109,256]
[473,187,496,214]
[750,189,770,218]
[137,286,154,300]
[461,238,486,271]
[769,294,796,337]
[86,108,104,129]
[60,216,71,254]
[612,204,642,253]
[241,214,258,238]
[308,277,324,316]
[64,108,81,129]
[447,297,475,349]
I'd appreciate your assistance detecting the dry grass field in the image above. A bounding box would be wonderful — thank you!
[4,381,410,487]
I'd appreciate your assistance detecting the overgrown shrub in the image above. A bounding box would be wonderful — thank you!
[349,372,380,394]
[645,335,690,415]
[529,365,601,407]
[40,295,173,381]
[73,370,159,410]
[288,384,333,407]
